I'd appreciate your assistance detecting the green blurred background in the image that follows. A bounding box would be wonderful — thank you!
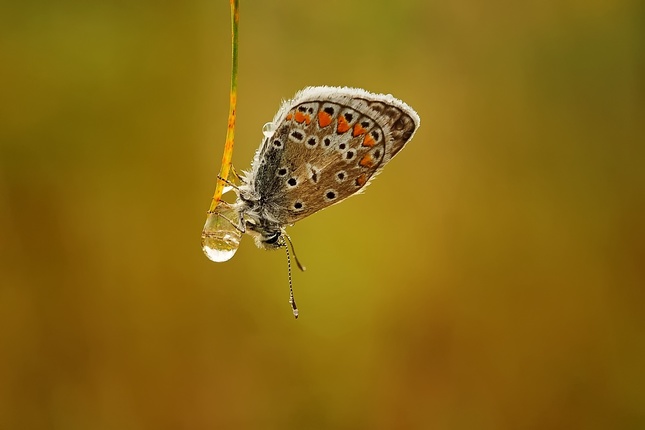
[1,0,643,428]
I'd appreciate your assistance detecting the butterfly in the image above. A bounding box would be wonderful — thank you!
[209,86,420,317]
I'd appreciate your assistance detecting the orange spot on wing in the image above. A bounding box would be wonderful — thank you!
[355,173,368,186]
[337,115,351,133]
[359,154,375,168]
[286,113,293,121]
[362,133,376,147]
[294,112,311,124]
[318,111,332,127]
[353,123,367,137]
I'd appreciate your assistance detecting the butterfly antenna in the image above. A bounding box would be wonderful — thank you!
[284,233,306,272]
[284,243,299,319]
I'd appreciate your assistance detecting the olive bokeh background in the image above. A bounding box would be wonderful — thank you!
[1,1,643,428]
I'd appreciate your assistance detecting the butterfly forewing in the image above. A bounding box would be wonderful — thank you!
[246,87,419,225]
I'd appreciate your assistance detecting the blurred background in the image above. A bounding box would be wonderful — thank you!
[1,0,643,428]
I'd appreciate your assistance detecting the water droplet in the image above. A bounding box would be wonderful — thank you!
[201,206,242,262]
[262,122,276,138]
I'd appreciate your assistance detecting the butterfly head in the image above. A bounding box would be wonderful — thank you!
[233,186,284,250]
[247,222,285,250]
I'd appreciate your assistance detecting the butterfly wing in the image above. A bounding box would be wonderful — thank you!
[247,86,420,225]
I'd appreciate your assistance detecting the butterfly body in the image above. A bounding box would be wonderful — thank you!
[232,86,420,249]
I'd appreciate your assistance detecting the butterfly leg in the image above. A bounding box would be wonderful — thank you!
[230,165,245,183]
[211,200,246,234]
[217,164,245,190]
[217,175,240,192]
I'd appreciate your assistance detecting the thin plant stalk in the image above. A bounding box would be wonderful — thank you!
[208,0,240,213]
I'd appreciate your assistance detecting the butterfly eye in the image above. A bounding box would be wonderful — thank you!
[263,231,281,245]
